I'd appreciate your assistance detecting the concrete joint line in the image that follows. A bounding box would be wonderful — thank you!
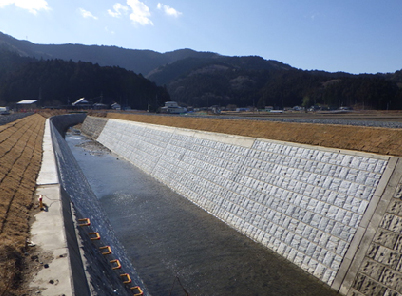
[255,137,390,160]
[37,182,59,186]
[110,118,256,149]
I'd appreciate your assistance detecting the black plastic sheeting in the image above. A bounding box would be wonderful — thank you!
[0,112,34,126]
[50,114,149,296]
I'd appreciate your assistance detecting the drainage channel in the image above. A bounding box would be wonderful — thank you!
[66,131,340,296]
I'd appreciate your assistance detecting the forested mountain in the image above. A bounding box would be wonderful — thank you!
[0,47,169,110]
[1,31,401,110]
[151,56,402,110]
[0,32,219,76]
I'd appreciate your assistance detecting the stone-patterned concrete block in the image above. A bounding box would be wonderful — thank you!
[374,230,399,250]
[383,215,402,232]
[95,119,390,288]
[353,273,387,296]
[380,268,400,290]
[374,246,402,268]
[360,258,385,281]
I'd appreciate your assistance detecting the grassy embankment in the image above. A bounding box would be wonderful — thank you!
[99,112,402,157]
[0,114,45,295]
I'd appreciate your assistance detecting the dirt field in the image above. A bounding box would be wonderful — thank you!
[100,112,402,156]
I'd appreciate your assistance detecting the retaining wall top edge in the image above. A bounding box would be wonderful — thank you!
[36,119,59,185]
[108,118,391,160]
[256,138,391,160]
[108,118,255,148]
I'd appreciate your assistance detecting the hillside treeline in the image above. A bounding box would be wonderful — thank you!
[260,70,402,110]
[0,48,169,110]
[150,56,402,110]
[1,45,401,111]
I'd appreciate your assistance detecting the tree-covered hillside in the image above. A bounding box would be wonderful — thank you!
[0,47,169,110]
[150,55,402,110]
[1,29,402,111]
[0,31,220,76]
[259,70,402,110]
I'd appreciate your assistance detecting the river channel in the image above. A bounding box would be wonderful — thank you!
[66,132,340,296]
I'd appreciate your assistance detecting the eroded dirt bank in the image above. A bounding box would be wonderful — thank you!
[97,112,402,156]
[0,114,46,295]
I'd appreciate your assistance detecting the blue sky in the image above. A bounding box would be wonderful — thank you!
[0,0,401,74]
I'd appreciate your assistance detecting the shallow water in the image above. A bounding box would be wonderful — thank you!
[66,134,340,296]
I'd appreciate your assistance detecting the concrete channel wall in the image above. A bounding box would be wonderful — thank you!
[45,114,147,296]
[82,116,402,296]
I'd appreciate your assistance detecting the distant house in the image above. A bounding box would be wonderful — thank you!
[72,98,91,108]
[111,103,121,110]
[161,101,187,114]
[93,103,108,110]
[0,106,10,115]
[210,105,221,114]
[16,100,37,111]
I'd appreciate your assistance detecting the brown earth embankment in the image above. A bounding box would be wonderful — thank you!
[0,114,45,295]
[99,113,402,156]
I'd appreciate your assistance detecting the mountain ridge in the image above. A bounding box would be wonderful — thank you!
[0,31,401,110]
[0,31,222,76]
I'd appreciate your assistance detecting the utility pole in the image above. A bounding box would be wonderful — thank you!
[38,87,42,107]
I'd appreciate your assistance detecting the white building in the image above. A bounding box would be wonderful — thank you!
[161,101,187,114]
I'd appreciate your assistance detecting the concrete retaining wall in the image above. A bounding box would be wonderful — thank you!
[48,114,147,296]
[346,161,402,296]
[82,116,402,295]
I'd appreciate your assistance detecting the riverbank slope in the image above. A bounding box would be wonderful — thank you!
[0,114,45,295]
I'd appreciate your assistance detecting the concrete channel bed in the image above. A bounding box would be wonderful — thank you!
[80,115,402,296]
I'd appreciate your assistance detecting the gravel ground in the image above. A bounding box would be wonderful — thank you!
[0,113,34,126]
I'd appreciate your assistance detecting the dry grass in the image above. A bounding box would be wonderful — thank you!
[0,114,45,295]
[98,112,402,156]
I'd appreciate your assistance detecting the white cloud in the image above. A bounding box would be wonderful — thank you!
[108,3,129,18]
[0,0,51,14]
[79,8,98,20]
[0,0,15,7]
[306,10,321,21]
[127,0,153,25]
[157,3,182,18]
